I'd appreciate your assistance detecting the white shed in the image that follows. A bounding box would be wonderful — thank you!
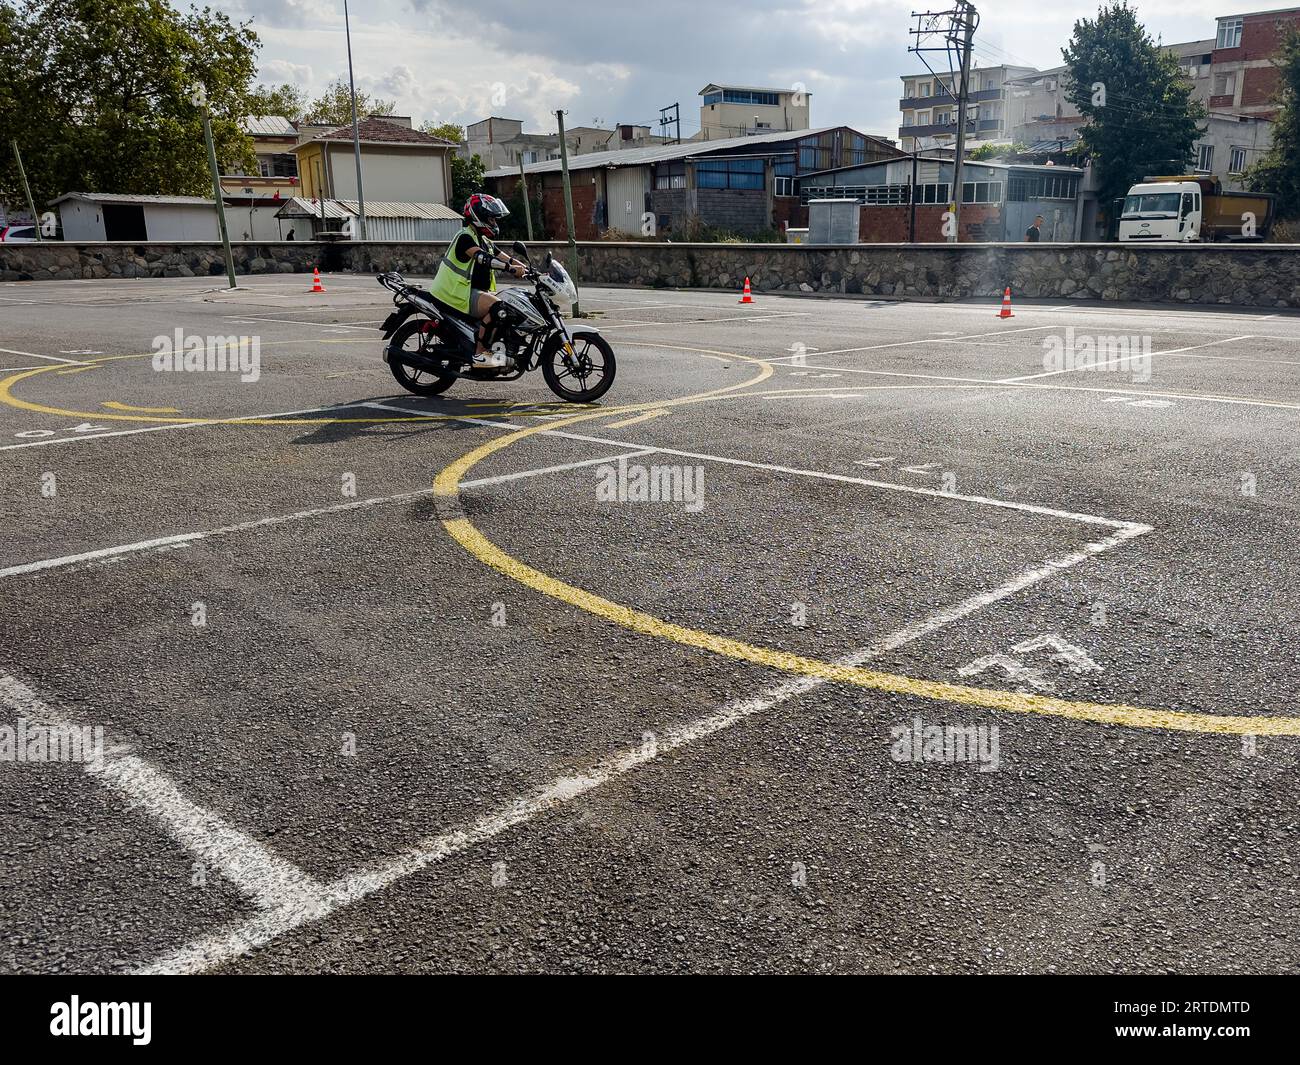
[50,193,219,242]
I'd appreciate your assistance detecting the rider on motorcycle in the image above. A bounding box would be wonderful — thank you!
[429,193,529,369]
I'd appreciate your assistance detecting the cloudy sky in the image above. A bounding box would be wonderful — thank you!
[212,0,1232,139]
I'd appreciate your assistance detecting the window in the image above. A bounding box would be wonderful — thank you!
[1007,173,1080,201]
[696,157,764,190]
[1230,146,1247,174]
[918,82,931,99]
[960,181,1003,204]
[917,110,931,126]
[1216,16,1243,48]
[720,89,778,106]
[774,160,795,197]
[902,114,915,127]
[917,182,950,204]
[654,162,686,190]
[1197,144,1214,172]
[258,154,298,178]
[703,92,722,106]
[1213,71,1237,97]
[863,184,909,205]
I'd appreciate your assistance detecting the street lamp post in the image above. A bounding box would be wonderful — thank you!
[344,0,367,242]
[193,85,237,289]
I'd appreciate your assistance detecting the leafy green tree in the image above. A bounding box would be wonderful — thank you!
[1245,29,1300,218]
[449,152,485,209]
[1062,2,1205,229]
[0,0,260,208]
[248,81,308,121]
[303,78,396,127]
[421,121,465,145]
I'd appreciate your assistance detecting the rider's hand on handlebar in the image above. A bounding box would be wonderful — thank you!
[509,262,527,279]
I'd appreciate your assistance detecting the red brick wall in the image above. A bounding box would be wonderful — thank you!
[1213,11,1300,62]
[1240,67,1281,108]
[540,176,599,241]
[858,203,1002,242]
[773,199,807,232]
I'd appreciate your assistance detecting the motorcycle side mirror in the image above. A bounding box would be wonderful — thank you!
[543,252,553,268]
[512,241,530,260]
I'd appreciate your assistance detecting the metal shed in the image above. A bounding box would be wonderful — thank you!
[274,197,461,240]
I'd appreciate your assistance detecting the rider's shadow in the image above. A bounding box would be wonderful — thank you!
[287,393,525,447]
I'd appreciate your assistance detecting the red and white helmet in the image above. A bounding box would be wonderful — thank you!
[464,193,509,237]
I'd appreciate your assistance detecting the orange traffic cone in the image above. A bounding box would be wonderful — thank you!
[311,267,325,294]
[738,277,753,304]
[996,286,1014,318]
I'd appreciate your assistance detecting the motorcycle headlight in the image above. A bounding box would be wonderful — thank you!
[543,274,577,309]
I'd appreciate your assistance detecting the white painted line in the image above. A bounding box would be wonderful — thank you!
[598,312,812,330]
[0,401,371,452]
[0,347,88,365]
[134,517,1150,974]
[0,674,327,913]
[0,489,433,579]
[999,335,1254,383]
[765,323,1060,363]
[460,449,655,489]
[222,315,375,331]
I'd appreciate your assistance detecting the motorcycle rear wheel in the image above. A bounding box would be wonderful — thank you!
[387,320,458,396]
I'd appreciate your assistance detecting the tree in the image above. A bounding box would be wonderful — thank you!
[0,0,261,209]
[1245,29,1300,218]
[248,82,308,121]
[303,78,396,127]
[449,152,485,209]
[422,121,465,145]
[1062,2,1205,230]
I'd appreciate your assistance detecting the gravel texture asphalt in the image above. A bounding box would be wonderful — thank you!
[1,272,1297,974]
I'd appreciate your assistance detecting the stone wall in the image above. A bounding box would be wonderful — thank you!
[3,239,1299,307]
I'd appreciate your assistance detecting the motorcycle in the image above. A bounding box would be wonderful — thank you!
[375,243,616,403]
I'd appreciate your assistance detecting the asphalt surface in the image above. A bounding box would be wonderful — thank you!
[1,271,1298,974]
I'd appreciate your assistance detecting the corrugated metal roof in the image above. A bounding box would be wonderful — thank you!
[273,197,461,221]
[274,197,353,220]
[244,115,297,136]
[336,200,461,220]
[48,192,214,206]
[483,127,847,179]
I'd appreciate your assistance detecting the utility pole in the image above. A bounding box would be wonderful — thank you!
[908,2,979,243]
[517,158,535,241]
[193,85,237,289]
[10,140,41,241]
[555,109,580,316]
[659,103,681,145]
[949,3,977,243]
[344,0,367,241]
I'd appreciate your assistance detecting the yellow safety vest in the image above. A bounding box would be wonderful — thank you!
[429,225,497,313]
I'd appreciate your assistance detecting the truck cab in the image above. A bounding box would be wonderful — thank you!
[1118,180,1202,243]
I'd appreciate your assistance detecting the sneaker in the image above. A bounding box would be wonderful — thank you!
[472,349,507,369]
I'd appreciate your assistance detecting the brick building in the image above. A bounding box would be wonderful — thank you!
[485,127,900,239]
[798,156,1084,242]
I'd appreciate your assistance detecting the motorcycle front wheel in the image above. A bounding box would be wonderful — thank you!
[387,320,458,396]
[541,332,616,403]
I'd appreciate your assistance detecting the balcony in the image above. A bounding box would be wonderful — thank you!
[899,118,1003,140]
[899,86,1002,111]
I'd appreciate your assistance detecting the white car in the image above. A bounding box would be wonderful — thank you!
[0,224,40,242]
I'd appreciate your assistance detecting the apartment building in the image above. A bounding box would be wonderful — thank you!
[695,84,811,140]
[1208,7,1300,116]
[898,65,1034,151]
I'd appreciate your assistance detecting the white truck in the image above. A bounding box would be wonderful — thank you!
[1117,175,1274,243]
